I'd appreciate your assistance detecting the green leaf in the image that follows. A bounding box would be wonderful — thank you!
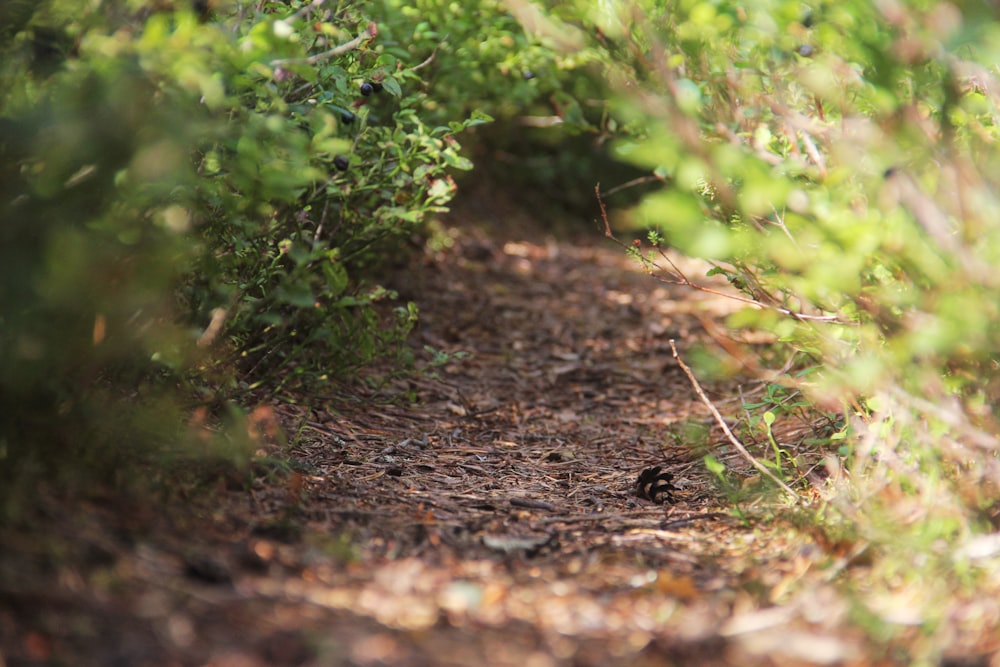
[442,152,474,170]
[704,455,726,476]
[467,110,495,126]
[275,283,315,308]
[320,257,348,296]
[382,76,402,98]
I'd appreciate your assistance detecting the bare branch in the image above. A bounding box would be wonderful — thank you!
[766,205,800,250]
[289,0,327,22]
[595,184,847,323]
[670,340,801,500]
[270,27,374,68]
[602,174,664,197]
[410,35,448,72]
[798,130,826,177]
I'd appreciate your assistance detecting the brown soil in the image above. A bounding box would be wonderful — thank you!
[0,199,867,666]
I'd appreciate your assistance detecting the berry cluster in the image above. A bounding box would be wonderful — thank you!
[334,82,385,171]
[359,80,383,96]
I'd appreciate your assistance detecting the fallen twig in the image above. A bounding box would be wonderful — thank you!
[509,497,557,512]
[534,510,728,526]
[669,339,801,500]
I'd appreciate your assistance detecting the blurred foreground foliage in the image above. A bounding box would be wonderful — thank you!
[511,0,1000,658]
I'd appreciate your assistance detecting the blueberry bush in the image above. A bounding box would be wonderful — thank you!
[0,0,579,510]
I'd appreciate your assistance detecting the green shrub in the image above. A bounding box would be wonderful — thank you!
[0,40,204,508]
[530,0,1000,487]
[517,0,1000,654]
[0,0,515,511]
[149,3,488,389]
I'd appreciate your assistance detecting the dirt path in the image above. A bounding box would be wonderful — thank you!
[1,204,859,666]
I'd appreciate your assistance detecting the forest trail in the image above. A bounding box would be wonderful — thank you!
[1,196,859,667]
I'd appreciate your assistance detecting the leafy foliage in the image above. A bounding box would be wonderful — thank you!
[157,3,485,388]
[0,44,200,508]
[0,0,535,510]
[514,0,1000,659]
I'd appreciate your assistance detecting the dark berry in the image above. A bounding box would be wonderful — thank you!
[522,70,535,80]
[360,82,374,96]
[340,109,355,124]
[370,81,383,93]
[797,44,814,57]
[192,0,211,20]
[333,156,350,171]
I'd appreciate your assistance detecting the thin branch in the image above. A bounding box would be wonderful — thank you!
[289,0,327,22]
[766,204,800,250]
[287,80,316,100]
[312,197,330,251]
[596,181,614,239]
[595,184,846,323]
[602,174,664,197]
[888,387,1000,452]
[670,339,801,500]
[717,122,785,166]
[798,129,827,177]
[270,28,374,68]
[518,115,564,127]
[410,35,448,72]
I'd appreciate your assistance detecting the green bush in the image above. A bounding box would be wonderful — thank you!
[529,0,1000,482]
[153,3,487,389]
[0,40,202,508]
[515,0,1000,656]
[0,0,523,510]
[369,0,653,212]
